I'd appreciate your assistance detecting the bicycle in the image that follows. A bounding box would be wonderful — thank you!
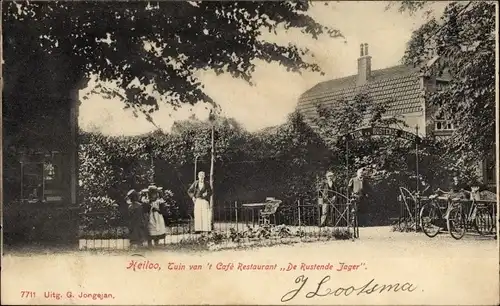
[397,187,420,232]
[397,184,434,233]
[419,192,451,238]
[447,190,495,240]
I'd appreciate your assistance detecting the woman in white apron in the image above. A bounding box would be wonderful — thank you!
[187,171,213,233]
[144,185,167,246]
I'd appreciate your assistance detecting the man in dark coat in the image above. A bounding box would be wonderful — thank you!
[318,171,338,227]
[348,168,373,227]
[449,175,469,195]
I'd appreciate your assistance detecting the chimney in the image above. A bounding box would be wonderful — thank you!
[357,43,372,86]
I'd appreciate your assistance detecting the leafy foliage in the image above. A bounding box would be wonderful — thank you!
[399,1,496,162]
[309,91,477,224]
[76,113,323,232]
[170,115,250,162]
[3,1,341,115]
[385,1,430,15]
[79,101,476,228]
[78,131,181,229]
[259,111,329,200]
[313,93,410,181]
[313,94,408,149]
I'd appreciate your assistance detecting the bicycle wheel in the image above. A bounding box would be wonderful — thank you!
[420,203,441,238]
[447,206,466,240]
[474,207,494,235]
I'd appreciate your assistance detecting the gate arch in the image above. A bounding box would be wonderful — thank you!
[336,126,423,236]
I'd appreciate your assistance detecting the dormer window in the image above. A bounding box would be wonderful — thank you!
[436,80,449,91]
[434,114,454,131]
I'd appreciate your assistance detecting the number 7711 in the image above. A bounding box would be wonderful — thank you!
[20,291,36,298]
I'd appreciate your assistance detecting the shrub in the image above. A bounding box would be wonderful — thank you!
[80,196,121,231]
[78,110,473,229]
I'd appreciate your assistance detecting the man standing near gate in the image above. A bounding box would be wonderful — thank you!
[348,168,372,227]
[319,171,338,227]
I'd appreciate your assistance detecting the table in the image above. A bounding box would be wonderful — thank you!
[241,203,267,227]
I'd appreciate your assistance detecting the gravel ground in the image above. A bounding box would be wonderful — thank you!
[4,226,497,255]
[2,226,498,305]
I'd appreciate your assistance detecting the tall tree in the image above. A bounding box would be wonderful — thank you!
[392,1,496,162]
[3,1,342,117]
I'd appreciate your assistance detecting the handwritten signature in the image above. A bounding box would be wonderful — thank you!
[281,275,417,302]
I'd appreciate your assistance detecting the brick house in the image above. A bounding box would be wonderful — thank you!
[296,43,495,188]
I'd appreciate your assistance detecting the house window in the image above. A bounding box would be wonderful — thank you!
[21,162,44,203]
[434,115,454,131]
[21,151,64,203]
[436,80,448,91]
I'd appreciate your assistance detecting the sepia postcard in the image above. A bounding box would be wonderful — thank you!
[1,1,499,305]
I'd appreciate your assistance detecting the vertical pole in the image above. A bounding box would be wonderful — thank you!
[20,161,24,201]
[235,201,238,231]
[346,136,350,197]
[317,176,320,227]
[346,135,355,238]
[415,125,420,232]
[150,153,155,184]
[415,125,420,193]
[298,199,301,227]
[194,155,198,182]
[210,122,215,229]
[42,160,46,202]
[69,91,78,207]
[317,186,321,227]
[346,136,352,234]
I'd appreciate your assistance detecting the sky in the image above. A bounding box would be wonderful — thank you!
[78,1,446,136]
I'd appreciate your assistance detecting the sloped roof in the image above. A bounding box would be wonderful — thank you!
[297,65,424,126]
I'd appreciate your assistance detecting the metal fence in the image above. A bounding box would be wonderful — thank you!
[78,199,357,250]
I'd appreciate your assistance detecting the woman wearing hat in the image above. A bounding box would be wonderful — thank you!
[143,185,167,247]
[125,189,148,248]
[187,171,213,233]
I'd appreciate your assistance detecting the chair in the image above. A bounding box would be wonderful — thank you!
[258,198,282,226]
